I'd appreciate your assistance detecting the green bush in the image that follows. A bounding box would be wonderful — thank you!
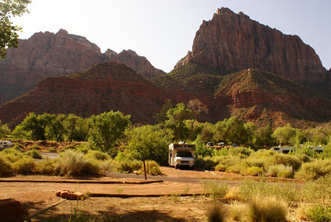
[194,156,204,168]
[24,149,42,159]
[248,196,287,222]
[13,157,36,175]
[144,160,162,175]
[35,158,56,175]
[12,143,25,152]
[228,147,253,158]
[277,169,293,178]
[85,150,110,161]
[241,166,263,176]
[272,153,302,171]
[226,164,241,174]
[117,160,142,173]
[30,144,41,150]
[215,164,226,171]
[295,159,331,180]
[0,156,13,176]
[55,150,90,176]
[266,164,293,177]
[99,159,118,175]
[307,204,331,222]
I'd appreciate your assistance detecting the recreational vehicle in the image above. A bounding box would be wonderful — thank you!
[168,143,195,169]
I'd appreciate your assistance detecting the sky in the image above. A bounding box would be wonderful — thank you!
[12,0,331,73]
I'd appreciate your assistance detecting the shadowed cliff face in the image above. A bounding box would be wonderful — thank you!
[0,29,165,104]
[175,8,327,83]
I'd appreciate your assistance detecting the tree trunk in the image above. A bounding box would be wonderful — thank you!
[143,159,147,180]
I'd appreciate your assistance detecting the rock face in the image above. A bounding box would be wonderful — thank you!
[0,62,199,127]
[0,29,164,104]
[175,8,327,83]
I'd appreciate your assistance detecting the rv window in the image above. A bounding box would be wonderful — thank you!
[274,148,279,150]
[176,152,193,157]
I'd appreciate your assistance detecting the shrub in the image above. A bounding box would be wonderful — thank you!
[228,147,253,158]
[194,156,204,168]
[307,204,331,222]
[226,164,241,174]
[99,159,118,175]
[117,160,142,173]
[12,143,25,152]
[215,164,226,171]
[200,180,228,199]
[85,150,110,161]
[266,164,293,177]
[206,202,227,222]
[55,150,89,176]
[13,157,36,174]
[24,149,42,159]
[203,156,217,170]
[30,144,41,150]
[248,196,287,222]
[35,158,56,175]
[277,169,293,178]
[145,160,162,175]
[272,153,302,171]
[241,166,263,176]
[0,156,13,176]
[295,159,331,180]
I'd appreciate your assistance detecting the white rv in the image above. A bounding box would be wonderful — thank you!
[168,143,195,169]
[0,141,13,150]
[270,146,324,154]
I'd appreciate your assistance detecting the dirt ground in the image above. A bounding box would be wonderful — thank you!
[0,167,304,222]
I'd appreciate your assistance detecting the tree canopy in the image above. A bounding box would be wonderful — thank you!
[0,0,31,59]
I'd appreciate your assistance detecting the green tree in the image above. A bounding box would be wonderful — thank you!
[272,124,297,146]
[88,111,131,155]
[165,103,192,141]
[126,124,173,165]
[63,114,89,141]
[45,114,66,142]
[0,120,11,138]
[213,116,248,145]
[252,124,274,148]
[0,0,31,58]
[13,113,54,140]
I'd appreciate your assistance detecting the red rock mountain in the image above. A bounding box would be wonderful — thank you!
[0,29,165,104]
[0,62,203,127]
[175,8,327,83]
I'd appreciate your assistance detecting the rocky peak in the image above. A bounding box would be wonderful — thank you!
[0,29,164,104]
[175,7,327,83]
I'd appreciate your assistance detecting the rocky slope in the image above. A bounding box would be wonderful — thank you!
[0,29,164,104]
[0,62,201,127]
[175,8,327,83]
[1,62,330,128]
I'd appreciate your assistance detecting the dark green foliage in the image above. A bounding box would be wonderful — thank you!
[307,205,331,222]
[24,149,42,159]
[126,124,173,165]
[88,111,131,156]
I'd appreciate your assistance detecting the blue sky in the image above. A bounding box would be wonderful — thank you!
[12,0,331,73]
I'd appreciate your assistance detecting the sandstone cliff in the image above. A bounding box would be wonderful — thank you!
[175,8,327,83]
[0,29,164,104]
[0,62,198,127]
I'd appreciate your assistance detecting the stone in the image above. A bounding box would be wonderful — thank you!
[0,198,31,222]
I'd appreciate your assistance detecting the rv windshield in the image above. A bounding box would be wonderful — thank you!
[176,152,193,158]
